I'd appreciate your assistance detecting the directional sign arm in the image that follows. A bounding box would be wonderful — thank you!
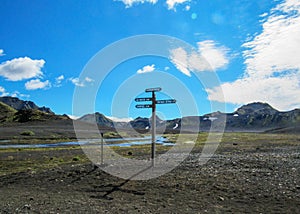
[135,97,152,102]
[156,99,176,104]
[135,104,152,108]
[145,87,162,93]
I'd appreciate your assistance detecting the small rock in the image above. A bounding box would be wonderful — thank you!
[23,204,31,209]
[219,196,225,201]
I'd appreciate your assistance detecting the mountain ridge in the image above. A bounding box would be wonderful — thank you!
[77,102,300,133]
[0,97,69,123]
[0,96,54,114]
[1,96,299,133]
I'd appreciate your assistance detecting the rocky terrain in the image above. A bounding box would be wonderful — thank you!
[0,133,299,213]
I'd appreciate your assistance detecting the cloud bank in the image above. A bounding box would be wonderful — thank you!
[207,0,300,111]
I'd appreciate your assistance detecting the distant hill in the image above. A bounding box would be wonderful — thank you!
[13,109,70,122]
[0,97,69,123]
[0,96,54,114]
[78,112,114,127]
[226,102,300,131]
[78,102,300,133]
[1,96,299,133]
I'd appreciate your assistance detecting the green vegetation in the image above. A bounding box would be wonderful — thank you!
[0,147,88,176]
[0,132,300,176]
[20,130,35,136]
[103,131,120,138]
[72,156,81,161]
[0,101,17,122]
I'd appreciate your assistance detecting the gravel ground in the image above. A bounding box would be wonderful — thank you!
[0,143,299,213]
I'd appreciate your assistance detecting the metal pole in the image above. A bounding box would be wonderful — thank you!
[101,132,104,165]
[151,91,156,167]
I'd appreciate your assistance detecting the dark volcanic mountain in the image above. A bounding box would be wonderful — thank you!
[226,102,300,131]
[0,96,54,114]
[78,112,114,127]
[78,102,300,133]
[1,96,299,133]
[0,97,69,123]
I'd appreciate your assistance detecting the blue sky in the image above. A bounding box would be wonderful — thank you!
[1,0,300,120]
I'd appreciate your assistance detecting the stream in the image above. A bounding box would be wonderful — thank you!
[0,136,174,149]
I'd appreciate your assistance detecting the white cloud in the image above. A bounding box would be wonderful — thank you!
[0,49,4,56]
[0,57,45,81]
[117,0,190,10]
[0,86,29,98]
[166,0,189,10]
[207,73,300,111]
[69,76,94,87]
[56,75,64,82]
[198,40,229,71]
[69,77,84,87]
[169,47,191,76]
[0,86,9,96]
[25,79,51,90]
[207,0,300,111]
[54,75,64,87]
[170,40,230,76]
[84,77,94,82]
[242,1,300,78]
[137,64,155,74]
[10,91,30,98]
[117,0,158,8]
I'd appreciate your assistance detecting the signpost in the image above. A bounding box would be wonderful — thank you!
[135,87,176,167]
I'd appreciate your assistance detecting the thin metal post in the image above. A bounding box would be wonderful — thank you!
[101,132,104,165]
[151,91,156,167]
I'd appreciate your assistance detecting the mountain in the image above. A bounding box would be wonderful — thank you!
[78,102,300,133]
[225,102,300,131]
[13,109,70,122]
[128,116,165,130]
[0,96,54,114]
[2,96,299,133]
[0,96,69,123]
[78,112,114,127]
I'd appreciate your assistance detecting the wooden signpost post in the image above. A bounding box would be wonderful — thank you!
[135,87,176,166]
